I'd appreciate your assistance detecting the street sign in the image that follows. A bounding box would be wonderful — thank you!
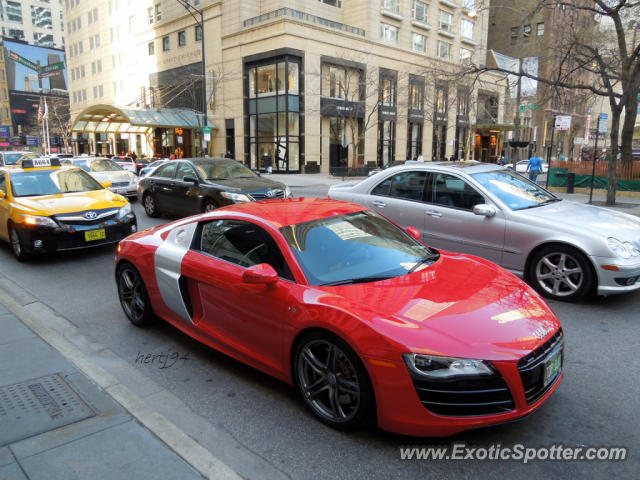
[203,126,211,134]
[39,70,63,79]
[597,113,608,134]
[519,104,539,112]
[40,62,65,74]
[554,115,572,131]
[8,51,39,72]
[574,137,584,145]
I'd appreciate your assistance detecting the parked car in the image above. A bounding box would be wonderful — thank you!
[133,156,155,173]
[111,155,137,173]
[506,159,549,173]
[138,159,169,178]
[62,157,138,199]
[0,151,33,167]
[328,161,640,301]
[137,157,292,217]
[115,197,563,436]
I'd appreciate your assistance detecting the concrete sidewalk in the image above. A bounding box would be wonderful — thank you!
[0,296,240,480]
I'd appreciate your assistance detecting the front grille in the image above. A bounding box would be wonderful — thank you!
[518,330,564,405]
[53,208,119,225]
[250,189,285,200]
[411,375,515,417]
[111,182,129,188]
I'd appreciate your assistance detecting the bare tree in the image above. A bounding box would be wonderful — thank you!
[47,97,72,153]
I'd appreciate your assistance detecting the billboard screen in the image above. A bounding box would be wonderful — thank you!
[2,39,68,93]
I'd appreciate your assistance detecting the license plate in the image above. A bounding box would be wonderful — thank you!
[84,229,106,242]
[543,350,562,387]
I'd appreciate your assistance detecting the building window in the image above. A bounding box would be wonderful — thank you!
[523,24,531,40]
[413,0,428,23]
[155,4,161,22]
[147,7,153,24]
[412,33,426,52]
[408,78,424,111]
[537,22,544,36]
[407,123,422,159]
[329,65,346,99]
[31,6,52,29]
[162,36,169,51]
[33,32,54,47]
[510,26,518,44]
[461,19,473,39]
[382,0,399,13]
[460,47,472,62]
[178,30,186,46]
[99,85,103,97]
[4,1,23,23]
[148,41,155,55]
[318,0,342,6]
[97,59,102,72]
[246,57,302,172]
[380,23,399,44]
[437,40,451,59]
[463,0,475,8]
[439,10,452,32]
[378,121,396,165]
[380,76,396,107]
[195,25,202,41]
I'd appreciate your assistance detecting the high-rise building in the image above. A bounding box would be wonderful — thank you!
[66,0,508,171]
[0,0,65,48]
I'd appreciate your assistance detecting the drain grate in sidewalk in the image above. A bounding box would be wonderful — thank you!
[0,374,95,446]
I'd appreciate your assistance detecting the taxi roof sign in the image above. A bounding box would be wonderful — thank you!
[19,157,61,169]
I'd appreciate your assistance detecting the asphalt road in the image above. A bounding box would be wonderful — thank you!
[0,186,638,480]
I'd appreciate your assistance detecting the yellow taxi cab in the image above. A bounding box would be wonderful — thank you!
[0,157,137,260]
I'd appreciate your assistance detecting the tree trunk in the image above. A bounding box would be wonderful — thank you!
[606,109,621,206]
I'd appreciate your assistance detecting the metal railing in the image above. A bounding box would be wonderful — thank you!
[243,8,366,37]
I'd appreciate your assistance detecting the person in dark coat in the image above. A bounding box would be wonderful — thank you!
[262,152,272,174]
[224,151,234,159]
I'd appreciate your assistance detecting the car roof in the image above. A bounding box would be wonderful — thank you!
[383,160,501,175]
[213,198,367,229]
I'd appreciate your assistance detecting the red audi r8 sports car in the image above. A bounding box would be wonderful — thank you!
[115,198,563,437]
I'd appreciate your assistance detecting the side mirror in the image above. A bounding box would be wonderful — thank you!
[406,226,421,240]
[0,190,5,200]
[242,263,278,285]
[101,180,112,188]
[252,169,262,177]
[473,204,497,217]
[183,175,198,184]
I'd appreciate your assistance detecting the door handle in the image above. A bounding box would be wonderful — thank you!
[372,201,386,208]
[425,210,442,218]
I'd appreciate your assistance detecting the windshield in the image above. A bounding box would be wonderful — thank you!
[10,168,104,197]
[87,159,123,172]
[194,160,258,180]
[280,210,438,286]
[471,169,559,210]
[3,153,27,165]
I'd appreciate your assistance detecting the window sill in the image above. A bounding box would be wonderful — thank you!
[439,0,457,9]
[412,20,432,31]
[381,9,404,21]
[438,29,456,39]
[461,37,476,46]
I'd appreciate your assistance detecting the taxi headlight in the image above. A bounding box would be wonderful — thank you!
[21,215,58,228]
[118,203,132,217]
[220,191,252,203]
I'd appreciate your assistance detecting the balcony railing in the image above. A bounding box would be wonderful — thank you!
[243,8,366,37]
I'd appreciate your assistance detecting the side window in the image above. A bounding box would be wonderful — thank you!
[432,173,484,210]
[0,173,6,195]
[154,163,177,179]
[198,219,294,281]
[176,162,196,180]
[371,171,427,201]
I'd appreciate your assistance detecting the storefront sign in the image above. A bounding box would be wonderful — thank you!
[554,115,572,131]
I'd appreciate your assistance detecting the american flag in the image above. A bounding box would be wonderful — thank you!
[37,97,44,121]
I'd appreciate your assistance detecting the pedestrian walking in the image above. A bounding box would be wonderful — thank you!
[262,151,272,174]
[224,151,234,159]
[526,154,544,182]
[417,153,424,162]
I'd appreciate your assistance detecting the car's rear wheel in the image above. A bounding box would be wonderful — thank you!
[9,227,29,262]
[116,264,156,326]
[202,199,216,213]
[294,331,375,429]
[527,245,594,301]
[143,193,159,217]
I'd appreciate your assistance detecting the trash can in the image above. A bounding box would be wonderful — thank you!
[566,172,575,194]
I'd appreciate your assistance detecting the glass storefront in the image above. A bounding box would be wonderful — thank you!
[246,56,301,172]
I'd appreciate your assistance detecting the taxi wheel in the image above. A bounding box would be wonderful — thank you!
[9,228,29,262]
[143,193,159,217]
[116,264,156,327]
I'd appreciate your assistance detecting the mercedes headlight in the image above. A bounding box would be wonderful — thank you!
[220,191,253,203]
[21,215,58,228]
[284,187,293,198]
[607,237,640,259]
[403,353,494,379]
[118,203,132,217]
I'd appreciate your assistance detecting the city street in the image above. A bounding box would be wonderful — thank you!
[0,183,638,479]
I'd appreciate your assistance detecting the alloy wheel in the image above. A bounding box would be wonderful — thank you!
[118,267,146,323]
[535,251,584,297]
[143,194,157,216]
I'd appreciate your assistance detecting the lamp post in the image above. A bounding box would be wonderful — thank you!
[175,0,207,156]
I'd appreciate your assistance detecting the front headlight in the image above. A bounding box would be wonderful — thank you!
[118,203,132,217]
[403,353,494,379]
[284,187,293,198]
[220,191,253,203]
[21,214,58,228]
[607,237,639,259]
[129,173,139,184]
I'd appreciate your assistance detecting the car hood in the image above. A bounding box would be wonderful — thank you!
[520,200,640,242]
[89,171,135,183]
[314,253,560,362]
[12,190,127,215]
[205,177,286,192]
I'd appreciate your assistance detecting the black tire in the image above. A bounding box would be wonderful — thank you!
[116,264,156,327]
[143,193,159,217]
[202,199,216,213]
[293,331,375,429]
[527,245,594,301]
[9,227,29,262]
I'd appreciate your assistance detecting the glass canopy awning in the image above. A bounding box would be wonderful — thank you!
[71,104,213,134]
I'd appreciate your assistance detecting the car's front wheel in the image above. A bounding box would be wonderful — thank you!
[143,193,159,217]
[9,227,29,262]
[294,331,375,429]
[527,245,594,301]
[116,264,156,326]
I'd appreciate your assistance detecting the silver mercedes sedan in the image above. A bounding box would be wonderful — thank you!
[328,161,640,301]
